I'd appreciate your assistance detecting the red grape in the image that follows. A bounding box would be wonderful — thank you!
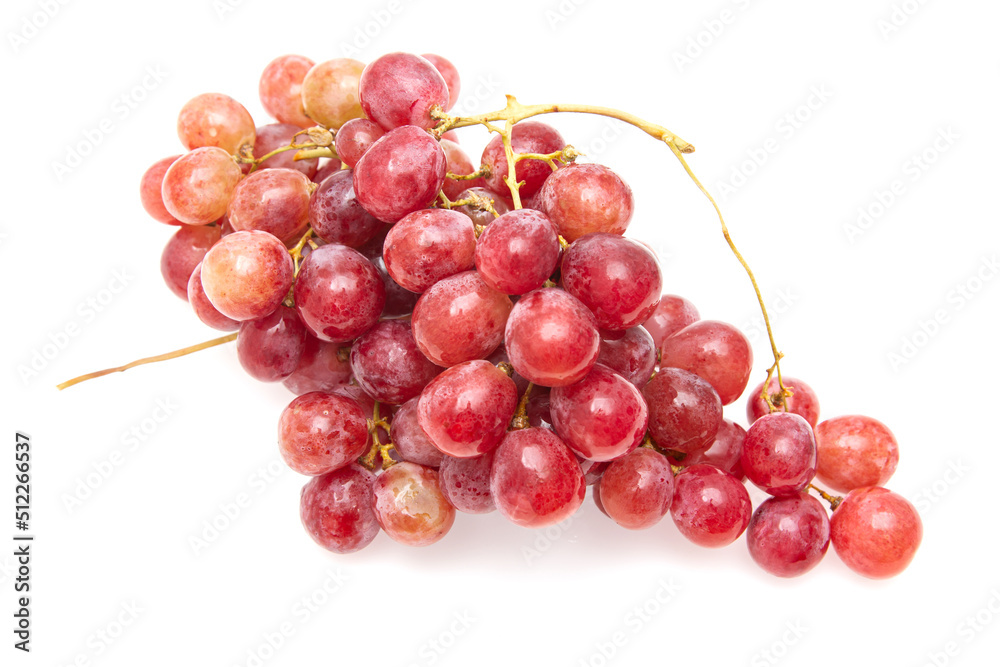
[746,492,830,577]
[293,244,386,343]
[187,263,240,331]
[642,295,700,350]
[814,416,899,493]
[481,121,565,198]
[300,464,380,554]
[353,125,447,223]
[140,155,182,225]
[177,92,255,155]
[538,163,633,241]
[308,169,383,248]
[439,450,496,514]
[383,208,476,293]
[301,58,365,129]
[372,462,456,546]
[161,147,243,226]
[282,335,352,395]
[350,320,441,404]
[227,168,312,244]
[475,209,561,295]
[670,464,752,548]
[741,412,818,496]
[440,139,485,199]
[278,391,371,476]
[660,320,753,406]
[454,186,512,227]
[200,230,293,321]
[421,53,460,110]
[236,305,306,382]
[259,55,315,129]
[389,398,445,468]
[417,360,518,457]
[831,487,922,579]
[595,448,674,529]
[160,224,222,300]
[597,326,656,389]
[359,52,449,131]
[746,376,820,427]
[678,419,746,479]
[334,118,384,169]
[490,428,586,528]
[643,367,723,454]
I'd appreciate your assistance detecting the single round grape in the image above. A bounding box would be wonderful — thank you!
[227,168,311,244]
[550,363,648,462]
[679,419,746,479]
[300,464,379,554]
[353,125,447,223]
[282,335,352,395]
[454,187,511,227]
[293,244,386,343]
[372,462,455,546]
[561,233,662,330]
[538,163,634,241]
[160,224,221,300]
[140,155,182,224]
[815,415,899,493]
[747,376,820,427]
[300,58,365,129]
[642,295,700,350]
[383,208,476,293]
[439,450,496,514]
[475,208,561,295]
[200,230,293,321]
[253,123,318,178]
[161,147,243,226]
[595,448,674,530]
[259,54,316,129]
[642,367,723,454]
[237,305,306,382]
[504,288,600,387]
[440,139,486,200]
[741,412,818,496]
[747,492,830,578]
[358,52,449,130]
[490,428,586,528]
[390,398,444,468]
[411,271,512,367]
[278,391,371,476]
[670,464,752,548]
[308,169,383,248]
[831,486,922,579]
[417,360,518,457]
[660,320,753,406]
[421,53,460,110]
[177,92,255,155]
[481,121,565,198]
[597,326,656,389]
[350,320,441,404]
[334,118,384,168]
[187,263,240,331]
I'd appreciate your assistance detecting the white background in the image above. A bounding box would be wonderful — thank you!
[2,0,998,665]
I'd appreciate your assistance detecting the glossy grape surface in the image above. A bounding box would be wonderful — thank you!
[300,464,380,554]
[278,391,371,476]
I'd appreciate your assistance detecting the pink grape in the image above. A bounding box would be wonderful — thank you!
[595,448,674,530]
[678,419,746,479]
[815,416,899,493]
[454,187,511,227]
[417,360,518,457]
[538,163,634,241]
[187,263,240,331]
[439,450,496,514]
[308,169,383,248]
[253,123,319,178]
[350,320,441,404]
[741,412,818,496]
[481,121,565,199]
[259,54,316,129]
[334,385,390,460]
[334,118,384,168]
[490,428,586,528]
[561,233,662,330]
[642,295,700,350]
[278,391,371,476]
[411,271,512,367]
[160,224,222,300]
[746,376,820,427]
[390,399,444,468]
[177,92,255,155]
[372,462,456,546]
[746,492,830,578]
[282,335,352,395]
[383,208,476,293]
[140,155,182,224]
[358,52,449,130]
[504,288,600,387]
[660,320,753,406]
[421,53,460,110]
[200,230,293,321]
[236,305,306,382]
[550,363,648,462]
[353,125,447,223]
[440,140,485,200]
[300,464,380,554]
[161,147,243,226]
[227,168,312,243]
[597,326,656,389]
[642,367,723,454]
[300,58,365,129]
[293,244,386,343]
[474,208,561,295]
[670,464,752,548]
[831,487,922,579]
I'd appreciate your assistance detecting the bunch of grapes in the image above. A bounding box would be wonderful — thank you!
[135,51,922,579]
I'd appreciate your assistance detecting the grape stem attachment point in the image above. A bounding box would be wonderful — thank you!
[807,483,844,511]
